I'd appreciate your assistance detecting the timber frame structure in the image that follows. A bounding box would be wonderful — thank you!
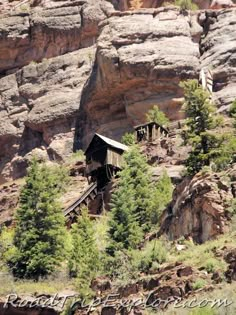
[64,134,128,221]
[134,121,169,143]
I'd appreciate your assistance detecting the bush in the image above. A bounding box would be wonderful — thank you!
[204,258,219,273]
[131,239,168,273]
[121,132,136,146]
[175,0,198,10]
[0,227,16,272]
[192,278,207,290]
[146,105,169,126]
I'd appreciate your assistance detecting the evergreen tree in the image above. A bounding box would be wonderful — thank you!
[149,170,173,225]
[122,146,153,229]
[107,179,143,254]
[121,132,136,146]
[69,207,100,296]
[11,158,67,279]
[146,105,169,126]
[180,80,224,175]
[107,146,154,254]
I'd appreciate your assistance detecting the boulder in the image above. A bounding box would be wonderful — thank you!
[160,173,233,243]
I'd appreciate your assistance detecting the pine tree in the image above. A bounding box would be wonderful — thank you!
[11,158,67,279]
[149,170,173,225]
[121,132,136,146]
[180,80,224,175]
[107,179,143,254]
[130,0,143,10]
[122,146,153,229]
[146,105,169,126]
[69,207,100,296]
[107,146,154,254]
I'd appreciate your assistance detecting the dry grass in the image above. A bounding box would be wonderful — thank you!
[0,272,75,296]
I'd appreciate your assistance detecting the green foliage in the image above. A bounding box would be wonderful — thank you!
[107,177,144,254]
[189,307,216,315]
[131,239,168,273]
[229,99,236,118]
[108,147,173,254]
[11,158,68,279]
[105,239,168,284]
[203,258,220,273]
[192,278,207,290]
[212,136,236,171]
[146,105,169,126]
[227,198,236,217]
[69,207,100,298]
[180,80,226,175]
[230,99,236,128]
[121,132,136,146]
[149,170,173,225]
[108,145,156,254]
[0,227,16,272]
[175,0,198,11]
[104,250,139,284]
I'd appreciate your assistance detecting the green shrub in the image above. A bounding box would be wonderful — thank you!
[121,132,136,146]
[175,0,198,11]
[0,227,16,272]
[131,239,168,273]
[204,258,219,273]
[146,105,169,126]
[149,170,173,225]
[192,278,207,290]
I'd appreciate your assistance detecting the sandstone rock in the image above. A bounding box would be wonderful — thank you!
[0,46,95,183]
[211,0,236,9]
[118,283,139,297]
[79,7,201,146]
[224,248,236,282]
[91,276,112,292]
[200,9,236,109]
[111,0,212,11]
[0,182,19,225]
[160,173,233,243]
[177,266,193,277]
[0,0,113,74]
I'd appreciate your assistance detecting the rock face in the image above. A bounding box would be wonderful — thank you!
[0,1,236,183]
[160,173,233,243]
[200,8,236,109]
[0,46,95,183]
[110,0,213,10]
[0,0,113,74]
[78,7,201,146]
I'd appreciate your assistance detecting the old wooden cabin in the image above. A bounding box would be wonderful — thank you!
[85,133,128,190]
[134,121,169,143]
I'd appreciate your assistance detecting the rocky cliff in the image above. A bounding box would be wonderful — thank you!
[0,1,236,183]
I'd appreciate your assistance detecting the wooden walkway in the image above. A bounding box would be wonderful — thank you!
[64,182,98,219]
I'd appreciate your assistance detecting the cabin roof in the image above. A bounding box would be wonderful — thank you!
[85,133,128,156]
[134,121,169,133]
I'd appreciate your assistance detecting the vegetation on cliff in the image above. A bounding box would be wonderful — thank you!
[181,80,235,174]
[10,158,68,279]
